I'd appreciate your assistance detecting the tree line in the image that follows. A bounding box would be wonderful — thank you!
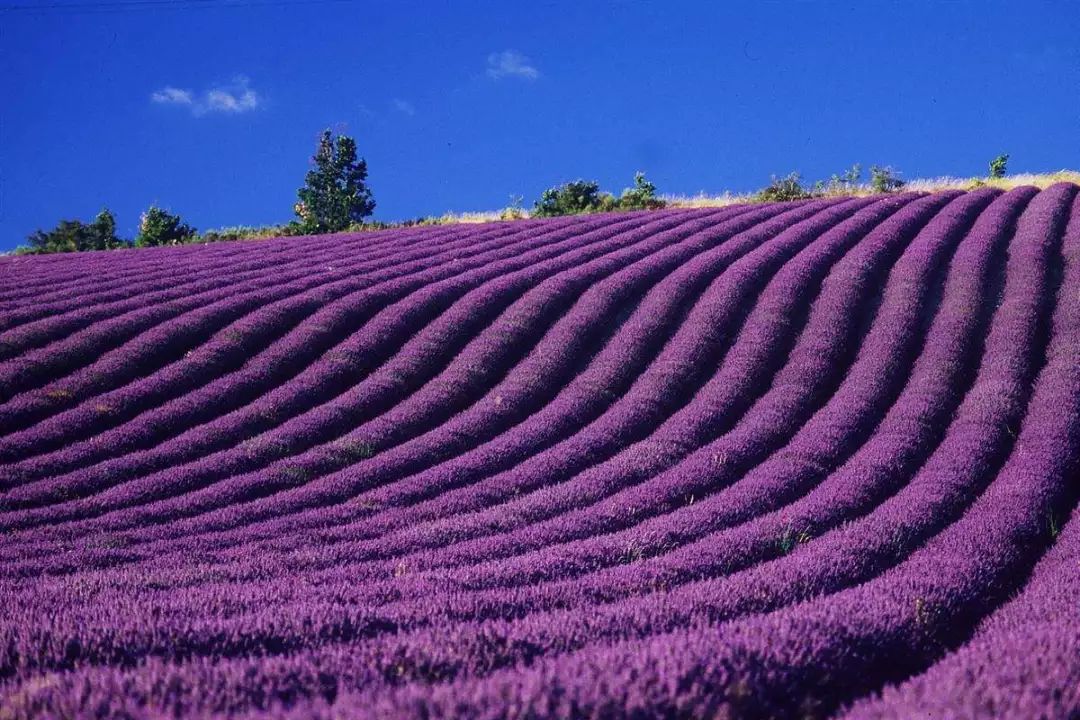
[14,131,1012,255]
[17,129,373,254]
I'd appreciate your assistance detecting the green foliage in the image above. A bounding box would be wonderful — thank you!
[756,163,901,201]
[838,163,862,186]
[1047,506,1060,539]
[199,225,293,243]
[294,129,376,234]
[989,153,1009,179]
[755,172,812,202]
[135,206,197,247]
[533,179,613,218]
[618,172,666,210]
[870,165,905,193]
[532,173,665,217]
[22,208,126,254]
[90,208,121,249]
[597,194,620,212]
[777,525,812,555]
[815,164,862,195]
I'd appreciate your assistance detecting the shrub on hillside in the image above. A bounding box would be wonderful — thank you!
[755,172,812,202]
[618,172,666,210]
[869,165,905,193]
[533,180,616,217]
[199,225,293,243]
[815,164,862,195]
[533,173,665,217]
[22,208,126,254]
[989,154,1009,179]
[136,206,197,247]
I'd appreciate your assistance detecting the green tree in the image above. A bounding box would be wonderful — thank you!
[618,172,665,210]
[25,221,83,253]
[293,129,375,234]
[989,154,1009,179]
[135,206,197,247]
[88,208,125,250]
[23,208,125,254]
[533,179,615,217]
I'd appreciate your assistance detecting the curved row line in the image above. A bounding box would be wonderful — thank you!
[0,217,547,420]
[0,213,648,472]
[83,197,884,545]
[0,237,281,307]
[0,222,442,332]
[0,207,736,528]
[0,222,464,359]
[0,202,803,539]
[0,212,633,464]
[0,198,864,569]
[0,220,531,304]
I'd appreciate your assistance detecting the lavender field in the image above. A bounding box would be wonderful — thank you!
[1,185,1078,719]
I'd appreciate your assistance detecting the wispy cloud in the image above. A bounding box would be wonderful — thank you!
[150,87,194,106]
[150,75,261,117]
[391,98,416,116]
[486,50,539,81]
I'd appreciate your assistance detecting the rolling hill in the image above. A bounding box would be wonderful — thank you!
[1,185,1078,719]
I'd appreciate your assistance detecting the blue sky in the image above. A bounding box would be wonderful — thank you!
[2,0,1078,250]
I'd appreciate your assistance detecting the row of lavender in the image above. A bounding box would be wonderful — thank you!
[1,187,1077,718]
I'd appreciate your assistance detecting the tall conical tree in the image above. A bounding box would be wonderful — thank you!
[89,208,124,250]
[294,129,375,234]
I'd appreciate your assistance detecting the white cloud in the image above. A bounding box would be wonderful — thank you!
[150,75,261,117]
[391,98,415,116]
[486,50,539,81]
[150,86,194,106]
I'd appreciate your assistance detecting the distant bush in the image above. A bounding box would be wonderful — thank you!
[199,225,293,243]
[533,173,665,217]
[869,165,905,193]
[21,208,127,254]
[533,179,614,218]
[136,206,197,247]
[752,163,904,201]
[618,172,666,210]
[755,172,813,202]
[815,164,862,195]
[989,154,1009,179]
